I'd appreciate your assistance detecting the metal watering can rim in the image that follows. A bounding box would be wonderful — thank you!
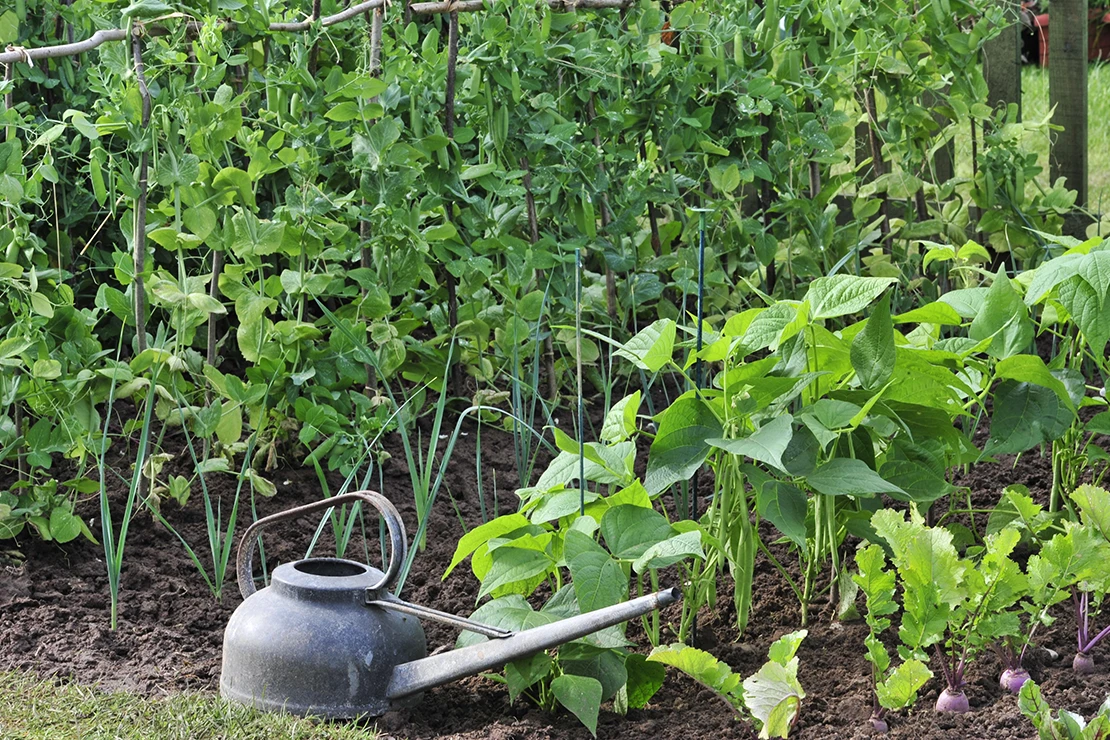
[234,490,680,702]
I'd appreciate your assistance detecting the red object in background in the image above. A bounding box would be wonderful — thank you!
[661,20,677,48]
[1033,8,1110,66]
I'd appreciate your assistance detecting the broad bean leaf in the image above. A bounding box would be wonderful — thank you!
[804,275,898,320]
[443,513,529,579]
[559,642,628,701]
[601,391,641,443]
[564,529,627,613]
[1057,275,1110,356]
[805,458,903,498]
[850,291,896,389]
[707,415,794,472]
[600,504,673,560]
[755,480,808,551]
[632,530,704,573]
[615,320,675,373]
[644,394,723,495]
[984,381,1074,457]
[969,270,1032,359]
[550,674,603,737]
[624,654,666,709]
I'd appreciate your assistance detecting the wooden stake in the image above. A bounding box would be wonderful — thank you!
[1050,0,1089,235]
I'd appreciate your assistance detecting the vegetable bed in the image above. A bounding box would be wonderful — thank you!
[2,418,1106,740]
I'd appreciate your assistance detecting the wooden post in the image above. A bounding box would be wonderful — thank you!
[1049,0,1089,233]
[983,1,1022,117]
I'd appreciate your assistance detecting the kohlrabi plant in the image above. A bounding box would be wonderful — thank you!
[1019,680,1110,740]
[853,543,933,732]
[872,509,1026,713]
[987,485,1060,693]
[1060,485,1110,674]
[648,630,808,739]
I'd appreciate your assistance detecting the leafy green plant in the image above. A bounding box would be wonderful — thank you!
[1019,680,1110,740]
[648,630,808,739]
[871,508,1026,714]
[853,543,933,732]
[443,397,704,732]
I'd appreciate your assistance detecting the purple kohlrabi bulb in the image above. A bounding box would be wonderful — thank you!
[935,688,970,714]
[999,668,1031,693]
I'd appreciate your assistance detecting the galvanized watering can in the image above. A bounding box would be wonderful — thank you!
[220,491,680,718]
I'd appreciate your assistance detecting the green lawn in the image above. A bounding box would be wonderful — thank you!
[0,672,378,740]
[1022,63,1110,219]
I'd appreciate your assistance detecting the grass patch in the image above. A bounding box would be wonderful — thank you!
[0,671,379,740]
[1023,63,1110,216]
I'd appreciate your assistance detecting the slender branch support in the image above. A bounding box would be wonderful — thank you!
[132,30,151,355]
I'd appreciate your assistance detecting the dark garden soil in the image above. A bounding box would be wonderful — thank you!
[2,414,1109,740]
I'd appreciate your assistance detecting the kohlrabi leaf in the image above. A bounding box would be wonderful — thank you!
[743,660,805,739]
[647,644,743,703]
[551,674,603,737]
[854,544,898,632]
[767,629,808,666]
[864,633,892,675]
[850,291,896,389]
[1070,485,1110,542]
[978,528,1028,614]
[876,659,932,711]
[871,509,965,649]
[615,319,676,373]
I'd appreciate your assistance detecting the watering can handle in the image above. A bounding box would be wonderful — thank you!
[236,490,407,600]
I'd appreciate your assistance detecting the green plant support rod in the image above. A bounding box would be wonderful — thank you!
[576,246,585,516]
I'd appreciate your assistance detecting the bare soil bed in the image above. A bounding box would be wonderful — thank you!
[2,418,1109,740]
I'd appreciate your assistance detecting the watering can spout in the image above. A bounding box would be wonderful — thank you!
[385,587,680,701]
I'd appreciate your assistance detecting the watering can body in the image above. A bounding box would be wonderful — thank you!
[220,492,680,718]
[221,558,427,717]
